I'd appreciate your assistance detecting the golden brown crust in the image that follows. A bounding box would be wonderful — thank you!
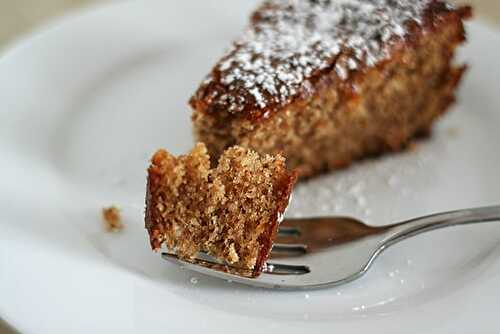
[190,1,471,121]
[191,2,471,178]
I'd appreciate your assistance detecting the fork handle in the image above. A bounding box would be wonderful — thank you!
[383,206,500,248]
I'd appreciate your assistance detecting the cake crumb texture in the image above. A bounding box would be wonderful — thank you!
[191,0,471,178]
[145,143,297,273]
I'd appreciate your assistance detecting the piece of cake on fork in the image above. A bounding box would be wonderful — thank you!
[190,0,472,178]
[145,143,297,276]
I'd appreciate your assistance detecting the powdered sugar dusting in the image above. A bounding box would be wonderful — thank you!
[198,0,435,115]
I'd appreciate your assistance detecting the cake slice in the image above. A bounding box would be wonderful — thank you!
[145,143,297,276]
[190,0,472,178]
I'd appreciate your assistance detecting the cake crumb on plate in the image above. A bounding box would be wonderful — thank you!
[102,206,123,232]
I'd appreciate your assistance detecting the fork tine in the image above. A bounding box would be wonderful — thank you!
[161,252,257,278]
[272,243,307,254]
[277,217,384,252]
[270,243,307,258]
[277,226,300,237]
[161,252,310,278]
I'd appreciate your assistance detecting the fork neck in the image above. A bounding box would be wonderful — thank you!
[382,205,500,248]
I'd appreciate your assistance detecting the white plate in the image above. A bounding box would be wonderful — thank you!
[1,1,500,333]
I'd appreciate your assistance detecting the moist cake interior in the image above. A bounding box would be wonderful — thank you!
[145,143,296,274]
[190,0,472,178]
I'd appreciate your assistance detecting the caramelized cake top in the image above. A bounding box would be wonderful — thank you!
[190,0,470,120]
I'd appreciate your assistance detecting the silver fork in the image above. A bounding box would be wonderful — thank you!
[161,206,500,290]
